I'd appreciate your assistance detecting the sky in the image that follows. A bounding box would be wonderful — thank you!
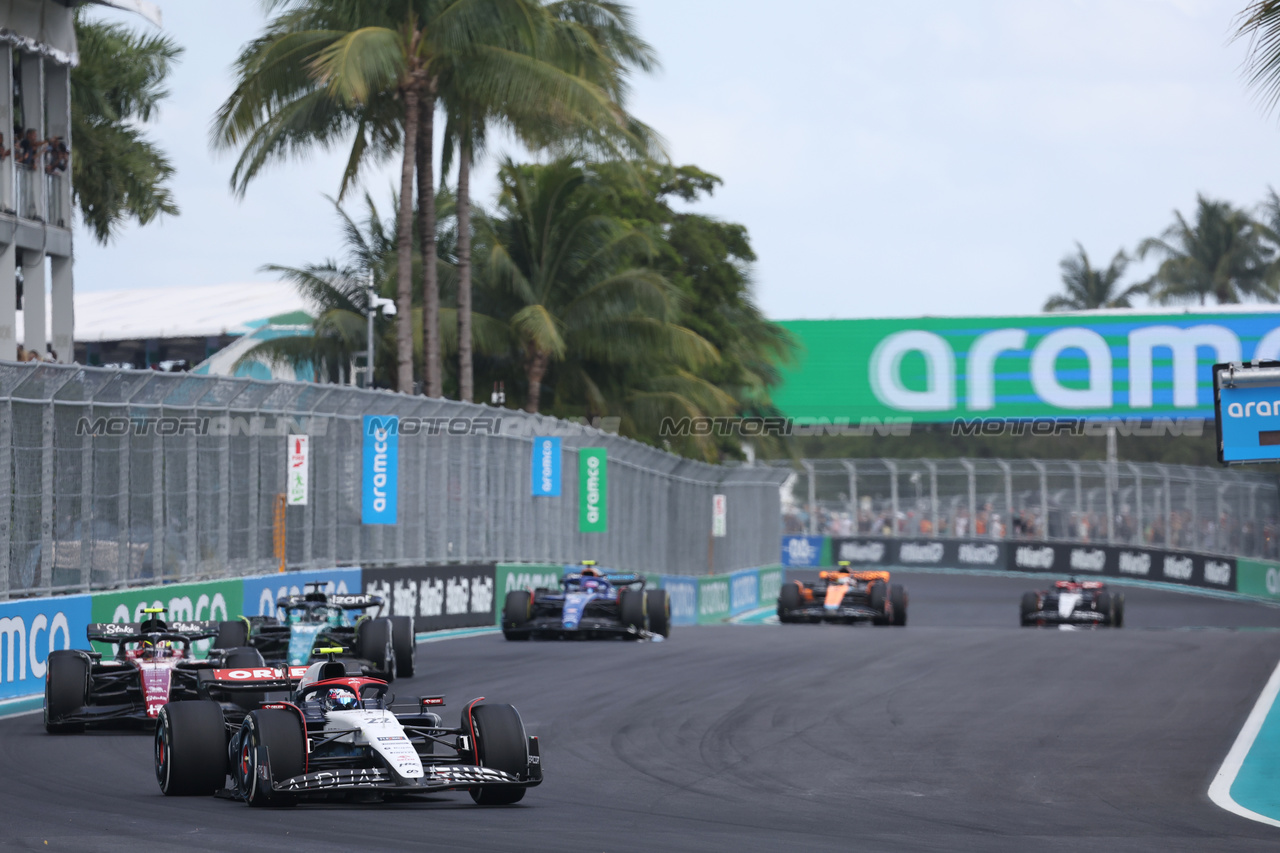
[72,0,1280,322]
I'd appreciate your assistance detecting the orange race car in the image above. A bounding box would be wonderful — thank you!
[776,561,907,626]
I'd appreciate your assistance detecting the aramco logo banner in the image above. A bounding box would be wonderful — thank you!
[362,415,398,525]
[772,313,1280,422]
[579,448,607,533]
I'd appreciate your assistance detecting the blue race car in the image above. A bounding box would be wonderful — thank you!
[501,562,670,641]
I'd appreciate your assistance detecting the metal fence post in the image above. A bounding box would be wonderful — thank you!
[885,460,899,537]
[802,459,816,535]
[924,459,938,536]
[997,459,1012,539]
[960,458,976,538]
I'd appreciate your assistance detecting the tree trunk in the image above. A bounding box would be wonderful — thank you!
[395,80,420,394]
[417,83,440,398]
[457,134,474,403]
[525,347,549,414]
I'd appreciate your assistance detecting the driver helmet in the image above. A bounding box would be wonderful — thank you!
[321,687,358,712]
[580,561,601,577]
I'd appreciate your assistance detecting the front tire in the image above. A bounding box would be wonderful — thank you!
[156,701,226,796]
[467,703,528,805]
[1020,591,1039,627]
[777,581,803,623]
[236,709,305,806]
[503,591,532,641]
[390,616,416,676]
[44,650,88,734]
[889,584,908,626]
[868,582,888,625]
[619,588,647,634]
[1113,593,1125,628]
[1096,592,1114,627]
[646,589,671,637]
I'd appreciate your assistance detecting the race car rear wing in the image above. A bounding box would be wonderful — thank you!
[198,665,311,694]
[275,592,384,611]
[86,621,220,644]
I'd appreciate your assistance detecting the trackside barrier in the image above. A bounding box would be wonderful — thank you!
[784,535,1262,597]
[0,566,363,706]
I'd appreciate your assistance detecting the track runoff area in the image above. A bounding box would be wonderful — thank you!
[2,574,1280,850]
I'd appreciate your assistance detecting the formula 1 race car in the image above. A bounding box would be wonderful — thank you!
[44,607,267,733]
[776,562,907,625]
[155,650,542,806]
[1020,579,1125,628]
[217,584,414,681]
[501,562,670,640]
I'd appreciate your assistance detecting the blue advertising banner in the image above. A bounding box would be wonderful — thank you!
[660,575,698,626]
[362,415,398,524]
[242,567,363,618]
[530,436,562,496]
[729,569,760,615]
[781,535,825,567]
[0,594,91,701]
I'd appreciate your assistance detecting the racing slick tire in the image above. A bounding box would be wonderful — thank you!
[869,581,889,625]
[889,584,908,626]
[1020,592,1039,627]
[502,591,533,641]
[221,647,266,710]
[390,616,416,677]
[214,619,249,650]
[1113,593,1126,628]
[1096,592,1115,627]
[777,582,803,623]
[156,700,227,796]
[44,650,89,734]
[467,703,529,805]
[215,619,249,650]
[646,589,671,637]
[619,588,647,635]
[236,709,305,806]
[356,618,396,682]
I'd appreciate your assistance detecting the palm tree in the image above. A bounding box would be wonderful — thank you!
[71,10,182,242]
[238,194,400,385]
[480,157,720,420]
[1235,2,1280,113]
[1138,195,1274,305]
[1042,243,1142,311]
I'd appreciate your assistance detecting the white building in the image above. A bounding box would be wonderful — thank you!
[0,0,160,363]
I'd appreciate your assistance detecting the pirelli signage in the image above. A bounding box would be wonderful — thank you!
[827,536,1235,592]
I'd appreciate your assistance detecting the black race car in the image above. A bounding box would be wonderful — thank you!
[1020,579,1125,627]
[501,563,670,640]
[217,584,414,680]
[155,651,542,805]
[44,607,266,733]
[776,562,907,625]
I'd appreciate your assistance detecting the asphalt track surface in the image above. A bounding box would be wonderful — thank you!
[6,573,1280,852]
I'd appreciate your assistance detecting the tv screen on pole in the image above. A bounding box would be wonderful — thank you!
[772,312,1280,423]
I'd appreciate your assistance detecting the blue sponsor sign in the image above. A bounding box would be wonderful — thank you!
[660,576,698,626]
[241,567,363,618]
[1216,370,1280,462]
[362,415,398,524]
[729,569,759,615]
[0,594,91,701]
[531,436,562,496]
[782,535,824,567]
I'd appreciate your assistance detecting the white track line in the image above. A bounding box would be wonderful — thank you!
[1209,657,1280,828]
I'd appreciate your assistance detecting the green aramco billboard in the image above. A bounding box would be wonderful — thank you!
[772,312,1280,422]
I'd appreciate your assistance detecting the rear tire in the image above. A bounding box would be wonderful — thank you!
[889,584,907,626]
[777,581,803,622]
[467,703,528,805]
[646,589,671,637]
[356,618,396,681]
[390,616,416,676]
[1020,591,1039,627]
[44,650,88,734]
[214,620,248,650]
[156,701,226,796]
[502,591,532,641]
[619,588,647,633]
[236,709,305,806]
[1113,593,1125,628]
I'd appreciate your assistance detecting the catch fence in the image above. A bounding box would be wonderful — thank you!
[0,362,786,599]
[775,457,1280,561]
